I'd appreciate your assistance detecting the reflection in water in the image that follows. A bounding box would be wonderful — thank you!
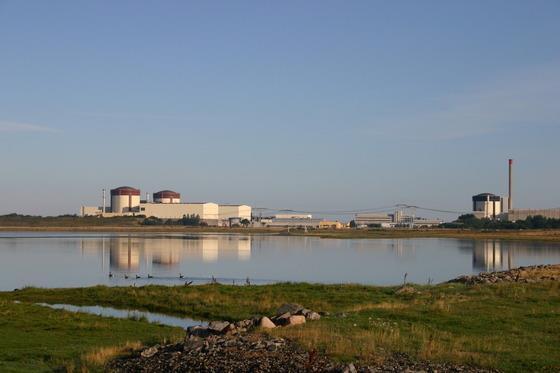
[1,232,560,289]
[390,239,416,257]
[110,237,141,271]
[80,235,253,273]
[472,240,512,272]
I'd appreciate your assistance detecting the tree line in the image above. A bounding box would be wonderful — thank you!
[442,214,560,230]
[142,214,204,226]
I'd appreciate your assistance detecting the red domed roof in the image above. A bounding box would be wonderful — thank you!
[153,190,180,199]
[111,186,141,196]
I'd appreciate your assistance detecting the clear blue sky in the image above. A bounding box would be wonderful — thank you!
[1,0,559,218]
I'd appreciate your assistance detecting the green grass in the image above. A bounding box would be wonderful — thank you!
[2,281,560,372]
[0,300,183,372]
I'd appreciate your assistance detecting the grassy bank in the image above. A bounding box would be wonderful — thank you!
[0,300,183,372]
[2,277,560,372]
[283,227,560,241]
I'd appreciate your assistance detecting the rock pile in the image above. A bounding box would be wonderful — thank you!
[448,264,560,285]
[108,334,496,373]
[187,303,321,337]
[108,333,342,372]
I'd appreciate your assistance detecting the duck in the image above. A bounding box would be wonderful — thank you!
[184,281,193,286]
[124,274,129,279]
[179,273,184,279]
[108,272,113,278]
[135,275,141,279]
[148,274,154,279]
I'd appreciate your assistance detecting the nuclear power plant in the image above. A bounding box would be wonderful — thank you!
[471,159,560,221]
[81,186,251,226]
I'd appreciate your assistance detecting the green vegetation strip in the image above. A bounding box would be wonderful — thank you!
[0,300,183,372]
[2,281,560,372]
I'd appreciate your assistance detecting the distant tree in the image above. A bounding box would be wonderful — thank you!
[240,219,250,227]
[141,217,163,225]
[349,220,357,228]
[180,214,201,226]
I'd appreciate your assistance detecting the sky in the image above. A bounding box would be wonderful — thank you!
[0,0,559,219]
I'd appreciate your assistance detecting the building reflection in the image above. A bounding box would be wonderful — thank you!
[472,240,513,272]
[80,235,253,273]
[390,239,416,257]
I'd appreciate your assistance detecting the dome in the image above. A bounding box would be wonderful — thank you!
[110,186,141,196]
[153,190,181,199]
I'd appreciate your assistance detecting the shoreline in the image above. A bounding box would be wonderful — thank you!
[2,264,559,372]
[1,225,560,242]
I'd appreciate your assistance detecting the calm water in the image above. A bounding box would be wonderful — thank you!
[1,232,560,290]
[35,303,204,329]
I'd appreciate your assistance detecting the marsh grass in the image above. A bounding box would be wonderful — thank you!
[2,279,560,372]
[81,341,142,366]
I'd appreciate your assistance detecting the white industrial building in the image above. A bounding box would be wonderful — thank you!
[355,212,442,228]
[472,193,503,219]
[80,186,251,226]
[354,213,393,227]
[218,205,252,221]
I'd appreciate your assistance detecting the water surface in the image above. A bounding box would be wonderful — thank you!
[35,303,204,329]
[1,232,559,290]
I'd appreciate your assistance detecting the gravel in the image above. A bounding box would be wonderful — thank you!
[107,333,497,372]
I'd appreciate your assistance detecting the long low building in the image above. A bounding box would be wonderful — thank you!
[262,217,324,228]
[506,208,560,221]
[80,186,251,226]
[355,212,442,228]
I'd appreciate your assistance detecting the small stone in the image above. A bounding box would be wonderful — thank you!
[259,316,276,329]
[275,312,292,326]
[286,315,306,326]
[300,308,312,316]
[343,363,357,373]
[141,346,158,358]
[188,325,211,337]
[208,321,231,334]
[276,303,304,316]
[305,311,321,321]
[395,285,417,295]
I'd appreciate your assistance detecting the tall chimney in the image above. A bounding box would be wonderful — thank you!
[508,159,513,211]
[102,189,106,215]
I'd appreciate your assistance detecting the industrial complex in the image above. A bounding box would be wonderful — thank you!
[471,159,560,221]
[81,186,251,226]
[79,159,557,229]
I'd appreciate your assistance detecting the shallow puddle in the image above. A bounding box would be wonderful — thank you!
[35,302,205,329]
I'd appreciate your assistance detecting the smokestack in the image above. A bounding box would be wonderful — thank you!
[508,159,513,211]
[102,189,106,215]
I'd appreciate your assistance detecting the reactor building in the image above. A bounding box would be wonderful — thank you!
[471,159,560,221]
[80,186,251,226]
[472,193,503,219]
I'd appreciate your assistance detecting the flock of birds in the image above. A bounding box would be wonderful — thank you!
[108,272,251,286]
